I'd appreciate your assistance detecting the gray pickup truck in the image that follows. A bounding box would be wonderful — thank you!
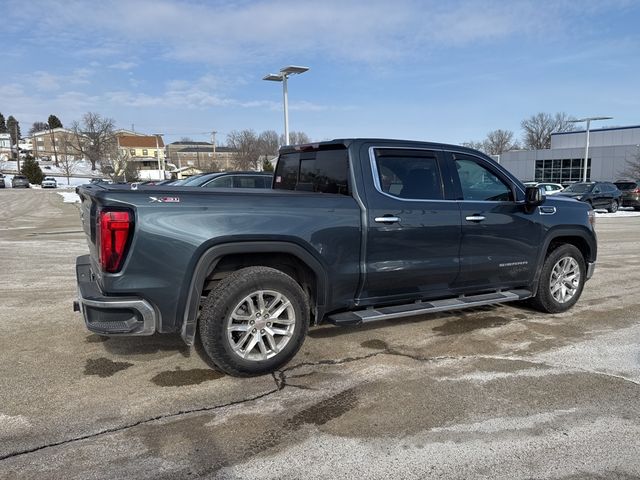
[75,139,597,376]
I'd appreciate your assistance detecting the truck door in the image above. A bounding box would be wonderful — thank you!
[359,146,461,303]
[448,152,542,289]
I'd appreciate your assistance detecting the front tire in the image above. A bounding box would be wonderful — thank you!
[199,266,309,376]
[529,244,586,313]
[607,200,619,213]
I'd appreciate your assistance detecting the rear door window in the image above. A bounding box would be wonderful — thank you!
[373,149,444,200]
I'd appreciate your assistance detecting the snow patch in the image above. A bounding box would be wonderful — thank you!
[594,208,640,218]
[58,191,80,203]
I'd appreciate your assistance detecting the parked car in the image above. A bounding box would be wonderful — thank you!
[558,181,622,212]
[524,182,564,194]
[614,180,640,210]
[192,171,272,189]
[41,177,57,189]
[0,173,5,188]
[11,175,30,188]
[538,183,564,195]
[89,178,108,184]
[160,172,272,189]
[75,139,597,376]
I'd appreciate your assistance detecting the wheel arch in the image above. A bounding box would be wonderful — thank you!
[532,226,597,291]
[179,240,329,346]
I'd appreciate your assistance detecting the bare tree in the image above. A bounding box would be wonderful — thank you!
[58,155,79,185]
[280,131,310,146]
[179,136,194,142]
[226,129,261,170]
[29,121,48,136]
[101,150,139,182]
[521,112,575,150]
[70,112,117,170]
[258,130,280,158]
[483,129,518,155]
[620,147,640,180]
[58,132,78,185]
[461,140,486,152]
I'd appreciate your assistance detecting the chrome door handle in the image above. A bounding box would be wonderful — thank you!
[465,215,486,222]
[375,216,401,224]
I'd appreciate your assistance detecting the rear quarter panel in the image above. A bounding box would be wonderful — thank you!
[88,187,362,332]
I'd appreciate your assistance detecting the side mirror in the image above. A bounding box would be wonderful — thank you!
[525,186,545,210]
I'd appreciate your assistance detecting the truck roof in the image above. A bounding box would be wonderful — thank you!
[278,138,486,156]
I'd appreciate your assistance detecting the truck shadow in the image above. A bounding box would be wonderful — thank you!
[96,333,191,359]
[308,303,527,339]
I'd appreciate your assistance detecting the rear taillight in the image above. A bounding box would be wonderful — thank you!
[97,210,132,273]
[634,188,640,193]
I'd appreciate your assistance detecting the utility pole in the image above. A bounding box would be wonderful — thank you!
[14,122,20,172]
[49,126,59,166]
[153,134,164,180]
[211,131,217,170]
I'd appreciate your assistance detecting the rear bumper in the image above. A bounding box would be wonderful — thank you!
[621,195,640,207]
[75,255,157,336]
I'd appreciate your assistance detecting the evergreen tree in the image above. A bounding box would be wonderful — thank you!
[21,155,44,184]
[262,158,274,172]
[0,113,7,133]
[6,116,20,145]
[48,115,63,129]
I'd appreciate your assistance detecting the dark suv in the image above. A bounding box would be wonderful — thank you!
[558,181,622,212]
[0,173,5,188]
[614,180,640,210]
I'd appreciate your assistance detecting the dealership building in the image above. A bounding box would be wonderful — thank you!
[499,125,640,183]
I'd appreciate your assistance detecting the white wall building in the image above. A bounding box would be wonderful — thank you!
[500,125,640,183]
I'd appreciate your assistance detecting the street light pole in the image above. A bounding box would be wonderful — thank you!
[153,133,163,180]
[582,119,591,183]
[568,116,612,183]
[211,130,217,169]
[282,75,289,145]
[263,66,309,146]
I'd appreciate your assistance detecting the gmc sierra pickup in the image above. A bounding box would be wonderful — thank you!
[75,138,597,376]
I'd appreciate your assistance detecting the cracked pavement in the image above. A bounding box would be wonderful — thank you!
[1,188,639,479]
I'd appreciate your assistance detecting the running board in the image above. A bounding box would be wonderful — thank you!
[327,289,532,326]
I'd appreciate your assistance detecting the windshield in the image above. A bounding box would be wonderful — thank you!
[179,175,208,186]
[564,183,592,193]
[184,175,218,187]
[615,182,637,191]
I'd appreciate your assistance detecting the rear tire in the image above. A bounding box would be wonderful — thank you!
[529,244,586,313]
[199,266,309,376]
[607,200,619,213]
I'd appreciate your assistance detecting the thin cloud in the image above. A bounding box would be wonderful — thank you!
[6,0,618,67]
[109,61,137,70]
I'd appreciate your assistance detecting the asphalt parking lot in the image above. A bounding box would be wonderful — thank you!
[1,188,639,480]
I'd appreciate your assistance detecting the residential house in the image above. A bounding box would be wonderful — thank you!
[166,141,213,167]
[31,128,83,162]
[177,146,237,171]
[116,134,166,176]
[0,133,11,157]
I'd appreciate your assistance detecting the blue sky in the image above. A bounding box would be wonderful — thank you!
[2,0,639,145]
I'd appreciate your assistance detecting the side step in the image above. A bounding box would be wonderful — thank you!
[327,289,532,326]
